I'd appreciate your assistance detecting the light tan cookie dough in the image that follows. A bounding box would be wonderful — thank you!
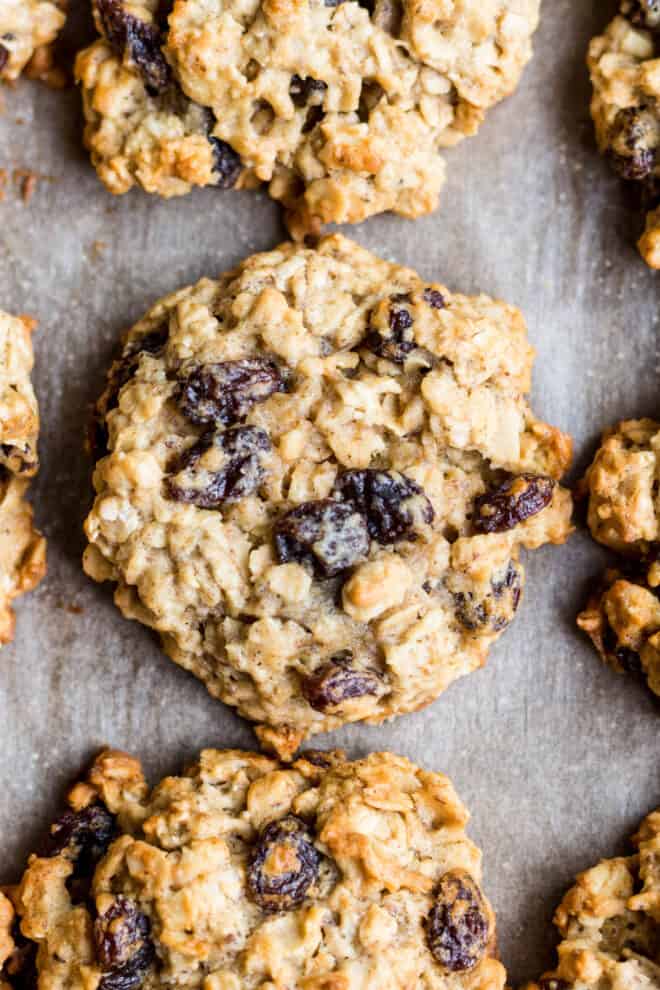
[578,418,660,697]
[0,312,46,646]
[83,235,572,757]
[0,0,67,85]
[0,747,507,990]
[75,0,540,235]
[588,2,660,268]
[526,807,660,990]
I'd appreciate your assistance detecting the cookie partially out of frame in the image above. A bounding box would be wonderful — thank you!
[83,234,572,757]
[0,0,67,85]
[0,311,46,645]
[578,418,660,697]
[75,0,540,237]
[588,1,660,268]
[0,747,507,990]
[526,807,660,990]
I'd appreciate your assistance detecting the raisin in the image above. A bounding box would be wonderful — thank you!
[334,469,434,544]
[165,425,270,507]
[426,872,490,972]
[96,0,171,93]
[274,500,369,577]
[44,804,116,871]
[453,561,522,633]
[473,474,555,534]
[423,287,446,309]
[0,44,8,72]
[247,815,321,913]
[298,749,336,768]
[178,358,285,427]
[608,107,658,181]
[365,300,416,364]
[302,653,382,711]
[290,74,327,108]
[95,896,155,990]
[602,623,644,675]
[621,0,660,30]
[209,137,242,189]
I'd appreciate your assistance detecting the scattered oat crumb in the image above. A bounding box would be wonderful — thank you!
[0,169,7,202]
[13,169,38,203]
[88,240,108,261]
[66,604,84,615]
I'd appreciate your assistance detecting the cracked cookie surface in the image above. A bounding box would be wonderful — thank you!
[75,0,540,235]
[0,311,46,646]
[0,747,507,990]
[579,418,660,697]
[0,0,66,84]
[588,1,660,268]
[83,235,572,756]
[526,807,660,990]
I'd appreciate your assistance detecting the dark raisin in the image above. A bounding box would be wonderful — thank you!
[274,500,369,577]
[298,749,336,768]
[95,896,155,990]
[178,358,286,427]
[302,653,382,711]
[165,425,270,507]
[365,301,415,364]
[96,0,171,93]
[247,815,321,913]
[453,561,522,633]
[423,287,446,309]
[603,624,644,675]
[0,44,8,72]
[334,469,434,544]
[209,137,242,189]
[608,107,658,181]
[289,74,327,108]
[473,474,555,534]
[621,0,660,30]
[426,872,490,972]
[44,804,116,872]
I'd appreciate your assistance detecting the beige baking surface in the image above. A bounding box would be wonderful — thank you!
[0,1,658,983]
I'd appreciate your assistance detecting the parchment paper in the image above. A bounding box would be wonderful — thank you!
[0,1,658,983]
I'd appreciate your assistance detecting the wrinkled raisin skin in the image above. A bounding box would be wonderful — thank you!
[247,815,321,913]
[365,302,416,364]
[426,872,490,972]
[334,469,434,544]
[95,896,155,990]
[290,74,327,107]
[178,358,286,427]
[96,0,171,94]
[274,500,370,577]
[209,137,242,189]
[473,474,555,534]
[44,804,116,870]
[166,425,270,508]
[302,653,382,711]
[608,107,657,181]
[423,287,446,309]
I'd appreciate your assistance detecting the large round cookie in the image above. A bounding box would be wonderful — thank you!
[75,0,540,235]
[83,234,573,757]
[526,807,660,990]
[0,311,46,645]
[0,747,507,989]
[578,418,660,697]
[0,0,66,85]
[588,1,660,268]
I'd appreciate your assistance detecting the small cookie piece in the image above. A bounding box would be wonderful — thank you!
[526,807,660,990]
[75,0,540,234]
[0,0,67,85]
[588,3,660,267]
[83,234,573,756]
[579,418,660,696]
[0,312,46,645]
[1,747,507,989]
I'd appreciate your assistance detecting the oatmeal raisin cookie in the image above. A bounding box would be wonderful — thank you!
[83,234,572,756]
[1,746,507,990]
[75,0,540,235]
[0,311,46,645]
[0,0,67,85]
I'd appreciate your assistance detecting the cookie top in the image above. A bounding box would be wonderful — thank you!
[75,0,540,234]
[527,807,660,990]
[0,312,46,645]
[0,0,66,84]
[588,2,660,268]
[0,747,507,990]
[83,235,572,756]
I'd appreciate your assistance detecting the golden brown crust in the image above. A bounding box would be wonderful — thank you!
[0,0,66,84]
